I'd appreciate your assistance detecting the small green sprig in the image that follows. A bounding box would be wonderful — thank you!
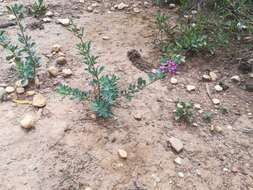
[0,4,40,84]
[56,84,89,101]
[175,100,194,123]
[31,0,47,17]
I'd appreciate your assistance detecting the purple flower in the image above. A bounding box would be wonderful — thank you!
[159,60,177,74]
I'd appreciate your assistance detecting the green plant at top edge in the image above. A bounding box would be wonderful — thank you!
[31,0,47,17]
[0,4,40,84]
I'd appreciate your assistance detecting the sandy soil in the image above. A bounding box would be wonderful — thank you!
[0,0,253,190]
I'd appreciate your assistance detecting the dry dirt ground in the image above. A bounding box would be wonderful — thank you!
[0,0,253,190]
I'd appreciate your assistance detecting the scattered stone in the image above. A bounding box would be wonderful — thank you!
[133,112,142,121]
[212,98,220,105]
[91,2,99,7]
[174,157,182,165]
[15,79,29,88]
[43,17,52,23]
[48,66,59,77]
[56,56,67,65]
[202,74,211,81]
[170,77,178,85]
[230,75,240,82]
[214,126,223,133]
[186,85,196,92]
[32,94,46,108]
[16,87,25,94]
[62,68,73,77]
[20,114,35,129]
[51,44,62,53]
[45,11,54,17]
[209,71,218,81]
[169,3,176,9]
[144,1,149,7]
[194,104,201,110]
[227,125,233,130]
[118,149,128,159]
[168,137,183,153]
[87,6,93,12]
[192,123,198,127]
[115,3,129,10]
[8,14,16,21]
[57,18,70,26]
[245,79,253,92]
[178,172,184,178]
[26,90,36,96]
[191,10,198,15]
[133,7,141,13]
[5,86,15,93]
[102,36,110,40]
[248,58,253,64]
[214,84,223,92]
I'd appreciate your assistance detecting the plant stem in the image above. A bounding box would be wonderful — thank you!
[13,10,37,81]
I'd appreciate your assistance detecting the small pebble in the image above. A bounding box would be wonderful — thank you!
[5,86,15,93]
[118,149,128,159]
[56,56,67,65]
[178,172,184,178]
[212,98,220,105]
[231,75,241,82]
[174,157,182,165]
[186,85,196,92]
[170,77,178,85]
[16,87,25,94]
[214,85,223,92]
[20,114,35,129]
[32,94,46,108]
[209,72,218,81]
[62,68,73,77]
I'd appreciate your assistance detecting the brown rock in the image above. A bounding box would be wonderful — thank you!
[32,94,46,108]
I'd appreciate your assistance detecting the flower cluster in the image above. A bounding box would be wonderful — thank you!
[159,60,177,74]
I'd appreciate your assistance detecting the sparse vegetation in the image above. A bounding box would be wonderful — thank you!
[31,0,47,17]
[0,4,40,84]
[202,111,214,123]
[155,0,253,60]
[57,20,166,118]
[175,100,194,123]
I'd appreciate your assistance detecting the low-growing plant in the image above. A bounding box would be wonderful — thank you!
[31,0,47,17]
[175,100,194,123]
[155,0,253,60]
[219,105,229,114]
[0,4,40,84]
[202,111,214,123]
[57,20,167,118]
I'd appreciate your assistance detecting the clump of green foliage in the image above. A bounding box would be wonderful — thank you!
[57,20,166,118]
[219,105,229,114]
[0,4,40,84]
[31,0,47,17]
[202,111,214,123]
[175,100,194,123]
[155,0,253,59]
